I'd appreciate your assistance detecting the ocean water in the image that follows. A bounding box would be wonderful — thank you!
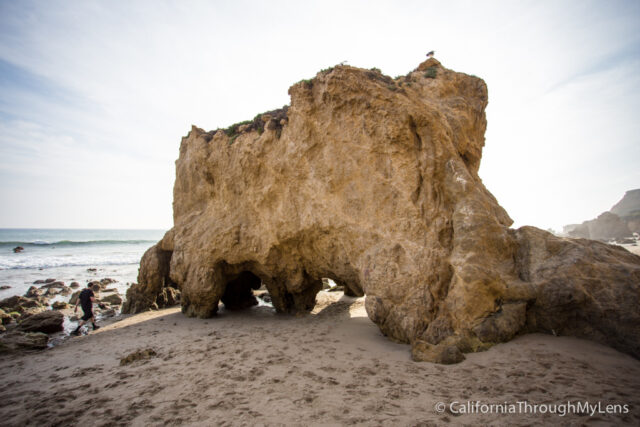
[0,229,165,299]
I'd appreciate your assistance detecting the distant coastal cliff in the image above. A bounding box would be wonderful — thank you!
[124,58,640,363]
[564,189,640,241]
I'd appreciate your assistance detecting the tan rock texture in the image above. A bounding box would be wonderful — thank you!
[122,243,179,314]
[125,58,640,362]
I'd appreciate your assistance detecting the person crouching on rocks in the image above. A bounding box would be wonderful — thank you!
[72,283,101,335]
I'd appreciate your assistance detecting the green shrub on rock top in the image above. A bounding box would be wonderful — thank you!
[424,66,437,79]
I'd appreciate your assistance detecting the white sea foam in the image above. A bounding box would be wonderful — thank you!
[0,253,142,270]
[0,229,163,299]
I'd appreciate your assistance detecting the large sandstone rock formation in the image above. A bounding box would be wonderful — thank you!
[125,58,640,362]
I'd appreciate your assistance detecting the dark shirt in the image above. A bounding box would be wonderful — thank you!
[79,288,94,312]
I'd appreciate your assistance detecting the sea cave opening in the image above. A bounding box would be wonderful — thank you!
[215,260,365,315]
[220,270,264,310]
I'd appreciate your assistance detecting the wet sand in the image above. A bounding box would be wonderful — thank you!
[0,291,638,426]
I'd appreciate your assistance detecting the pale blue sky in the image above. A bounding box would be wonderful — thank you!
[0,0,639,230]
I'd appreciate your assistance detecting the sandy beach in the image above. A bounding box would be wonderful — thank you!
[621,243,640,257]
[1,290,638,426]
[2,2,640,426]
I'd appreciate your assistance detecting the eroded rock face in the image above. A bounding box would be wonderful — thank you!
[122,243,179,314]
[567,211,631,241]
[125,58,640,362]
[611,189,640,218]
[564,188,640,239]
[611,189,640,234]
[514,226,640,357]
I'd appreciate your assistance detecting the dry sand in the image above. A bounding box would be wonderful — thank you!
[621,243,640,256]
[0,291,639,426]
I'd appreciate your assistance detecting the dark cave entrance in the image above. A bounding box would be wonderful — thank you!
[220,270,263,310]
[214,260,364,315]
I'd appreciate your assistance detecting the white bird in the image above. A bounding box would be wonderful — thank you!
[426,51,435,58]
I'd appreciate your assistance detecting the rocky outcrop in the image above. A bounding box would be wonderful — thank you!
[68,290,81,306]
[567,212,631,241]
[0,332,48,353]
[25,286,43,298]
[0,309,12,325]
[611,189,640,234]
[101,293,123,306]
[514,227,640,355]
[611,189,640,217]
[17,310,64,334]
[126,58,640,362]
[51,301,68,310]
[565,189,640,239]
[122,243,180,314]
[0,295,47,314]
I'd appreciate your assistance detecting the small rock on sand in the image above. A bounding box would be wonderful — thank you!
[68,290,81,305]
[25,286,43,298]
[0,309,12,325]
[101,308,116,317]
[120,348,157,366]
[51,301,68,310]
[39,281,65,289]
[101,294,123,305]
[45,288,60,296]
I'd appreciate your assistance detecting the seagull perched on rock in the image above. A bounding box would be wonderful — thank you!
[426,50,435,58]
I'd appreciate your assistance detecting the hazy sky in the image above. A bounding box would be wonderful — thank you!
[0,0,638,231]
